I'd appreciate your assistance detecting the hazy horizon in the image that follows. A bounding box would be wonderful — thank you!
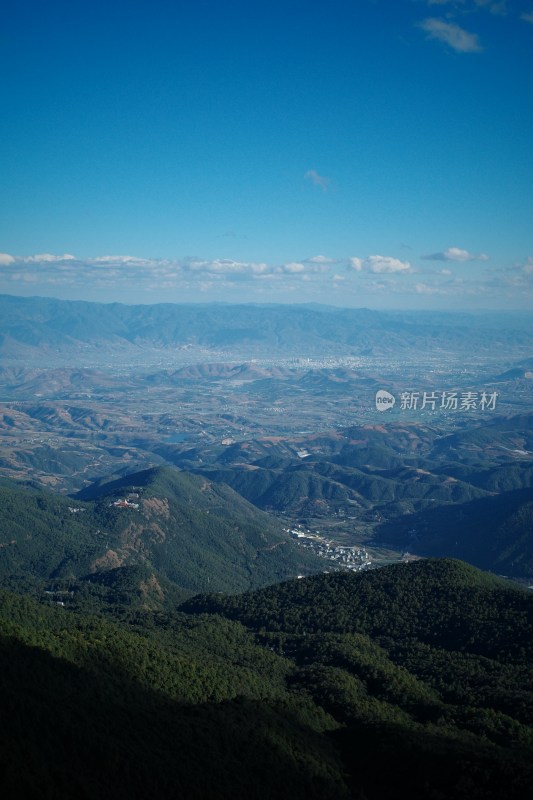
[3,289,533,315]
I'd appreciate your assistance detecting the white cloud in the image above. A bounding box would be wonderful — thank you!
[307,254,335,264]
[184,258,269,275]
[367,255,412,273]
[90,255,158,266]
[422,247,489,262]
[280,262,306,273]
[350,255,412,274]
[419,18,483,52]
[23,253,76,263]
[521,11,533,23]
[304,169,330,191]
[4,249,529,306]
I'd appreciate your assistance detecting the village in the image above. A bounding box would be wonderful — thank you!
[286,525,372,572]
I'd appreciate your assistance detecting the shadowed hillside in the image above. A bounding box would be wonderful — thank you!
[1,559,533,799]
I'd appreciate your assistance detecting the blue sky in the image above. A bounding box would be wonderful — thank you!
[1,0,532,309]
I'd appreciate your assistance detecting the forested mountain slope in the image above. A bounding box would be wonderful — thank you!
[0,467,322,594]
[1,559,533,799]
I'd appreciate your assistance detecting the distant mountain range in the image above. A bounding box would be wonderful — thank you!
[2,293,533,361]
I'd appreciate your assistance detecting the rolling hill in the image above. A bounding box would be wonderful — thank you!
[0,467,323,595]
[376,486,533,579]
[193,459,490,518]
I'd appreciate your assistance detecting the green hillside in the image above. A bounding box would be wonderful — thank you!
[0,588,346,800]
[183,558,532,655]
[194,459,489,518]
[377,487,533,578]
[0,468,323,595]
[1,559,533,799]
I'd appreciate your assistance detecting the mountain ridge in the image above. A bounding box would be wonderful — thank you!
[0,466,323,595]
[2,294,532,361]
